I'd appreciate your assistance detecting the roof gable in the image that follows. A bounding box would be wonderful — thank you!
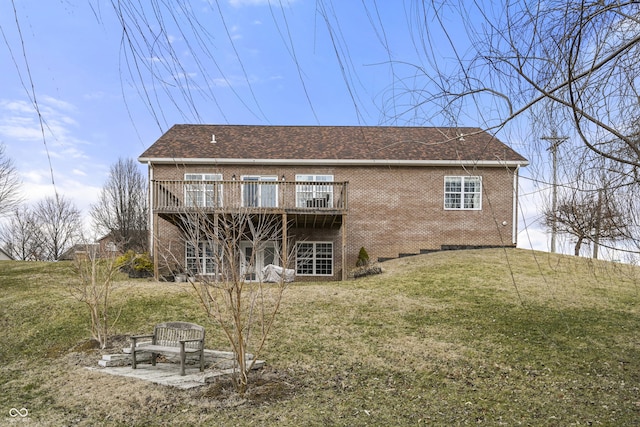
[139,125,528,165]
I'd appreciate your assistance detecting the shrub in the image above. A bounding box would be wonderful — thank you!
[116,250,153,278]
[356,246,370,267]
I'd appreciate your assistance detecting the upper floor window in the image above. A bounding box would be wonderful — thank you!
[242,176,278,208]
[444,176,482,210]
[296,174,334,208]
[184,173,222,207]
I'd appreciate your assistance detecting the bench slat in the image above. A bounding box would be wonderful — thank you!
[136,344,201,354]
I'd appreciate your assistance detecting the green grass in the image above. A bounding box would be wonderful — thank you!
[1,249,640,425]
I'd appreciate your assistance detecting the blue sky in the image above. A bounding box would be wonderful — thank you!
[0,0,553,252]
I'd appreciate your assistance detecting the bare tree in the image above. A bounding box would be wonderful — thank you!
[156,181,293,394]
[186,211,291,394]
[70,243,123,349]
[0,206,44,260]
[363,1,640,169]
[34,195,82,261]
[0,143,22,217]
[90,158,148,252]
[544,187,628,257]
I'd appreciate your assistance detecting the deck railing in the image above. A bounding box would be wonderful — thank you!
[151,180,348,213]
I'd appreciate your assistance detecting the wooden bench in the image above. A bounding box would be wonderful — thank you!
[130,322,205,376]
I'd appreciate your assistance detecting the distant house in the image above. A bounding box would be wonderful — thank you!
[0,247,14,261]
[138,125,528,281]
[57,244,100,261]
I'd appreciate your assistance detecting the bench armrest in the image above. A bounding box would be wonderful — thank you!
[131,334,155,347]
[131,334,154,339]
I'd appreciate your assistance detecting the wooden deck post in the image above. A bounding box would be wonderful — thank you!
[342,213,347,281]
[282,212,288,269]
[153,212,159,281]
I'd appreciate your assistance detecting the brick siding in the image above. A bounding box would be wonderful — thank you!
[149,163,519,280]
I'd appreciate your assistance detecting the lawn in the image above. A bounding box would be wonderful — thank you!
[1,248,639,426]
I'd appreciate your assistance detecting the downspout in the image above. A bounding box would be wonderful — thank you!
[512,166,519,245]
[147,162,158,280]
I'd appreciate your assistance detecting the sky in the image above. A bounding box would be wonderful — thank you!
[0,0,557,254]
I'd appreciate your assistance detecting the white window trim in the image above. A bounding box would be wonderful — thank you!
[184,173,223,207]
[296,241,333,276]
[241,175,279,208]
[295,174,334,208]
[240,240,280,282]
[186,241,219,276]
[444,176,482,210]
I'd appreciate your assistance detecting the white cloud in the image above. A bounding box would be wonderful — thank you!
[41,95,76,112]
[0,97,81,145]
[0,96,107,227]
[2,100,34,114]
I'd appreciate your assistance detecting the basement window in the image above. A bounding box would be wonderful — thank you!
[186,242,218,275]
[296,242,333,276]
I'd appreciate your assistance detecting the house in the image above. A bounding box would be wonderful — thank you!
[138,125,528,281]
[96,231,147,255]
[57,243,100,261]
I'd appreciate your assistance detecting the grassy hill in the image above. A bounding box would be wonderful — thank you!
[1,248,639,425]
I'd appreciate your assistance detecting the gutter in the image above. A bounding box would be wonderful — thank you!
[137,157,529,168]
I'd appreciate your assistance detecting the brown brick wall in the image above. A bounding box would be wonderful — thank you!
[338,165,517,267]
[149,163,519,280]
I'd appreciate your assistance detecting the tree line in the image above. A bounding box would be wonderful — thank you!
[0,147,148,261]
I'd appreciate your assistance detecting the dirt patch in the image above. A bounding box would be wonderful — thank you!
[200,367,299,406]
[64,334,133,367]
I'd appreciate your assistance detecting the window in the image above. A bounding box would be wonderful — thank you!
[242,176,278,207]
[296,242,333,276]
[444,176,482,210]
[184,173,222,207]
[295,174,334,208]
[186,242,218,275]
[240,241,279,281]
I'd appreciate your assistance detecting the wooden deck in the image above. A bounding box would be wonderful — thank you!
[151,179,348,214]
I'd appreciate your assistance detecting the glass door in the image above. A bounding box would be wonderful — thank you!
[240,241,279,281]
[242,176,278,207]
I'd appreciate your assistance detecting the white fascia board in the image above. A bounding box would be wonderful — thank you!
[138,157,529,167]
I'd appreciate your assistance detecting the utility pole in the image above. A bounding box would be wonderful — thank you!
[542,135,568,253]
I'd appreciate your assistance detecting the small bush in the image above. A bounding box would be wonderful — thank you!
[116,250,153,278]
[356,247,370,267]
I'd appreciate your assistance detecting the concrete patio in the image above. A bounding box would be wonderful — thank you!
[87,349,265,389]
[88,363,236,389]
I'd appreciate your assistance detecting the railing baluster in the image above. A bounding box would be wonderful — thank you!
[151,180,348,212]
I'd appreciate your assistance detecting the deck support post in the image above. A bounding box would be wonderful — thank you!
[341,213,347,281]
[282,212,288,270]
[153,212,159,281]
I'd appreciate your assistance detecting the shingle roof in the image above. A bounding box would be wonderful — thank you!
[139,124,528,165]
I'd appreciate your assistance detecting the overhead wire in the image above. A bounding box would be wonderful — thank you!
[3,0,58,199]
